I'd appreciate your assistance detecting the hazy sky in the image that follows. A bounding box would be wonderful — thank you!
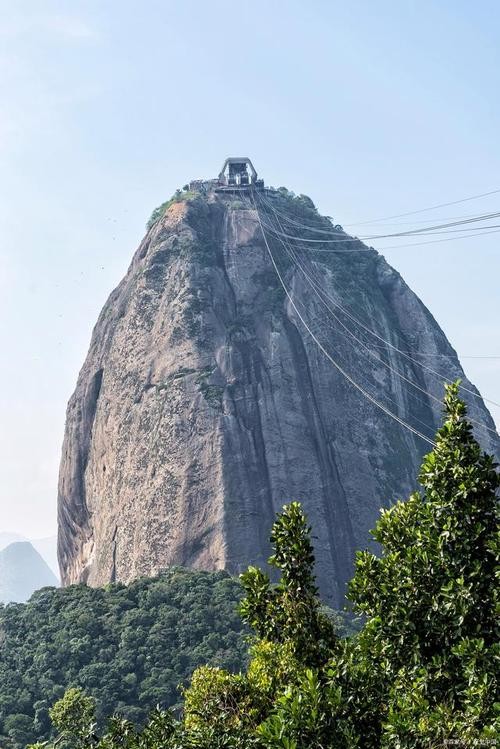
[1,0,499,539]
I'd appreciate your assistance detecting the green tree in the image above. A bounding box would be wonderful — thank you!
[239,501,337,667]
[348,382,499,746]
[3,713,34,747]
[181,503,340,748]
[49,688,96,747]
[247,384,499,748]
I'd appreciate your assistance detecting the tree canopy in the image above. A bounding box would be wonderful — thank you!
[0,568,248,747]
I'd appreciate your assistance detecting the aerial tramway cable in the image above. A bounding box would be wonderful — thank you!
[367,227,500,252]
[267,227,500,253]
[259,185,500,227]
[256,189,500,241]
[248,191,437,447]
[255,190,500,249]
[255,209,500,244]
[347,187,500,226]
[256,197,499,438]
[261,206,443,435]
[249,190,500,412]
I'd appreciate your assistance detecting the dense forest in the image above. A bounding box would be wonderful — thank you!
[0,563,354,747]
[0,569,247,746]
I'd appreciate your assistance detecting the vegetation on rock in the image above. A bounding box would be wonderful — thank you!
[146,188,197,229]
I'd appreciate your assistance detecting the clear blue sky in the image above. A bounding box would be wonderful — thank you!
[1,0,499,538]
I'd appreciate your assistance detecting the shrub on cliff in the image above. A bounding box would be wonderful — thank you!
[146,189,197,228]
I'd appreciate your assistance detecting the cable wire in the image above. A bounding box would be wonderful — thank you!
[270,203,497,435]
[249,191,437,446]
[258,190,500,240]
[256,209,500,244]
[348,188,500,226]
[248,191,500,412]
[259,199,499,438]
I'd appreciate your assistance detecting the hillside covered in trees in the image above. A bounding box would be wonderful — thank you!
[0,564,355,748]
[0,569,247,747]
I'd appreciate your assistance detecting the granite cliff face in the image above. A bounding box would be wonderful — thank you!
[58,188,499,605]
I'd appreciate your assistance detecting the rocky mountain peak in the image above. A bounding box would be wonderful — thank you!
[57,184,499,606]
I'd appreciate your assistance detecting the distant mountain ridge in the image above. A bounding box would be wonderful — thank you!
[0,533,58,577]
[0,542,58,603]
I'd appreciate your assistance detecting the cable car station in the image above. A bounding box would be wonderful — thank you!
[216,157,264,191]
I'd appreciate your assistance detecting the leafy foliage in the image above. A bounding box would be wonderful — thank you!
[348,382,500,746]
[146,200,171,229]
[48,688,97,748]
[237,384,499,748]
[12,384,500,748]
[239,502,337,667]
[157,503,342,747]
[0,568,247,747]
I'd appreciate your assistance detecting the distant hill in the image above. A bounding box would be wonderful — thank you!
[0,542,58,603]
[0,533,59,578]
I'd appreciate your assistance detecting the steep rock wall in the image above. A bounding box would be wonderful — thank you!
[58,192,499,605]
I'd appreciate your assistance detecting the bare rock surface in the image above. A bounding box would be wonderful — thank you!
[58,190,499,605]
